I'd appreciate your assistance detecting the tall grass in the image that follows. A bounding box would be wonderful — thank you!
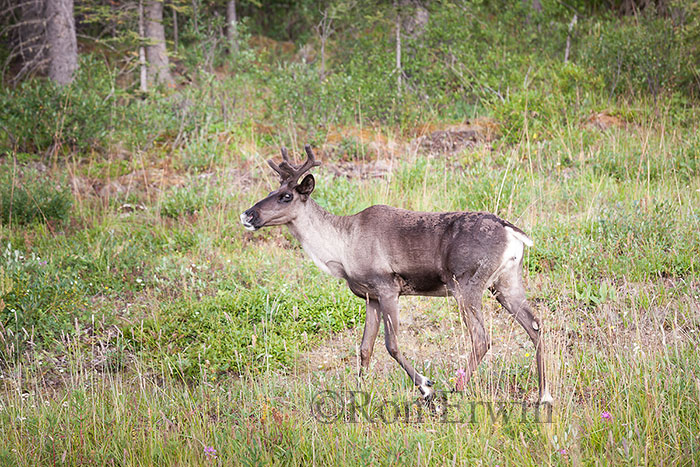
[2,3,700,460]
[1,111,699,463]
[1,313,698,465]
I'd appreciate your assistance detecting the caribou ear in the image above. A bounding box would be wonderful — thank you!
[295,174,315,197]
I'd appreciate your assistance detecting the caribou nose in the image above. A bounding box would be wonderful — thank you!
[240,209,258,230]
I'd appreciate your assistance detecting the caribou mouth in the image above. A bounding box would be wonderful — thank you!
[240,212,258,231]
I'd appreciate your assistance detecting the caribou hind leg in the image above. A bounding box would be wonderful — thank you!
[491,266,553,404]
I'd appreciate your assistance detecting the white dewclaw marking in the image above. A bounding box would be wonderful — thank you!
[532,320,539,331]
[418,374,434,400]
[540,386,554,404]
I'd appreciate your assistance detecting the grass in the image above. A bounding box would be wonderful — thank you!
[2,5,700,459]
[1,332,698,464]
[1,113,699,464]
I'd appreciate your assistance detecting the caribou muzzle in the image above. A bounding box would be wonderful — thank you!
[240,208,260,231]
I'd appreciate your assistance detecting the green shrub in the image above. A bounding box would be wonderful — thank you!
[0,56,126,154]
[0,169,72,226]
[127,285,361,380]
[585,200,696,279]
[528,199,698,283]
[160,184,218,218]
[177,130,226,172]
[0,243,88,361]
[266,62,344,129]
[590,138,700,183]
[491,89,551,144]
[56,222,167,294]
[0,55,247,156]
[579,13,686,98]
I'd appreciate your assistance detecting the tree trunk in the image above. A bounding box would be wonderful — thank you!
[17,0,47,68]
[395,1,402,94]
[226,0,238,54]
[564,14,577,63]
[138,0,148,92]
[522,0,543,13]
[620,0,637,15]
[172,3,179,54]
[7,0,48,81]
[46,0,78,85]
[317,8,333,82]
[145,0,174,86]
[191,0,199,35]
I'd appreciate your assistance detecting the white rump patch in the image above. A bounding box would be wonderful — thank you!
[505,226,533,247]
[486,228,529,287]
[501,231,525,267]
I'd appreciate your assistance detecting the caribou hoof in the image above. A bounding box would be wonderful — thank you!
[418,379,435,402]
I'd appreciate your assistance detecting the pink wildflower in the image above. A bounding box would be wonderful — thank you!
[455,368,467,391]
[204,446,217,458]
[601,411,612,421]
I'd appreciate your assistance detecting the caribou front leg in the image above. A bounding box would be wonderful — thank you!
[379,293,435,401]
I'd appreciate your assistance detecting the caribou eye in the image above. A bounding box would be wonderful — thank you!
[279,192,293,203]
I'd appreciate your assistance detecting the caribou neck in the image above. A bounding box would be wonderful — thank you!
[286,198,349,278]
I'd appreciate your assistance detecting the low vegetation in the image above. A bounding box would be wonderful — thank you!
[1,1,699,464]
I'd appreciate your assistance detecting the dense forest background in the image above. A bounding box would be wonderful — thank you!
[2,0,700,155]
[1,1,699,465]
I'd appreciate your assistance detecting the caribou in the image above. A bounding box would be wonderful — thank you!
[241,145,553,404]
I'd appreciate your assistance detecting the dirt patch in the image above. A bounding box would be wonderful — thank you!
[324,159,393,180]
[71,167,187,199]
[249,35,296,58]
[412,118,500,156]
[203,165,257,196]
[107,168,186,198]
[322,125,406,161]
[585,112,627,130]
[300,296,531,385]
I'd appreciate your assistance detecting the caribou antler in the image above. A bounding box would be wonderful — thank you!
[268,145,321,186]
